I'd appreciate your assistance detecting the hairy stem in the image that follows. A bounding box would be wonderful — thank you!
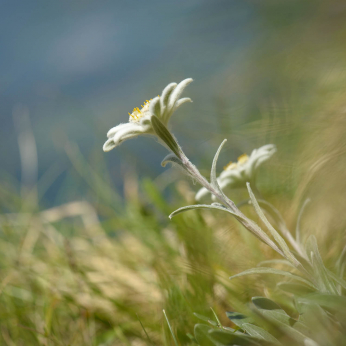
[180,153,286,258]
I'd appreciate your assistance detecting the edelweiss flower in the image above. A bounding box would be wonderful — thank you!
[195,144,277,200]
[103,78,193,152]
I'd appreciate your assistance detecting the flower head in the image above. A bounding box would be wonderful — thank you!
[103,78,193,152]
[195,144,277,200]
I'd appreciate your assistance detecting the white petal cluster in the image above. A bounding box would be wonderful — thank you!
[103,78,193,152]
[195,144,277,200]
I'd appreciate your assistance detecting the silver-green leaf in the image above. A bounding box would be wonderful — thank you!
[211,139,227,195]
[230,267,315,288]
[151,115,182,158]
[242,323,281,345]
[169,203,239,220]
[161,153,189,172]
[246,183,301,268]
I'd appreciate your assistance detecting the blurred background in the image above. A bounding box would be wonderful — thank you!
[2,0,344,207]
[1,0,346,344]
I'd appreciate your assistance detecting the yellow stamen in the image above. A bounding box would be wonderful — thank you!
[237,154,249,165]
[224,161,237,171]
[128,97,153,123]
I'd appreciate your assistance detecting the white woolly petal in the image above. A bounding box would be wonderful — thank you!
[218,169,231,179]
[221,165,246,187]
[253,158,268,171]
[172,97,192,112]
[259,144,276,152]
[167,78,193,114]
[164,97,193,124]
[103,138,117,152]
[218,168,240,180]
[160,83,177,115]
[253,152,274,169]
[243,158,255,177]
[140,116,152,126]
[149,96,161,118]
[107,123,130,138]
[111,123,152,147]
[218,177,232,190]
[245,144,277,176]
[194,143,277,198]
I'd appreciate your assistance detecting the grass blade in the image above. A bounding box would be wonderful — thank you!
[163,310,179,346]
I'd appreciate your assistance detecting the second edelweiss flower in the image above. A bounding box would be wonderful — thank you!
[195,144,277,200]
[103,78,193,152]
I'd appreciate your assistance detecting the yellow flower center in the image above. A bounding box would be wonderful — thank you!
[128,96,160,123]
[128,99,152,123]
[223,154,249,171]
[223,162,238,171]
[237,154,249,165]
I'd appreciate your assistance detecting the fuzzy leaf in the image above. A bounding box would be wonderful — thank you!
[151,115,182,158]
[226,312,254,328]
[336,245,346,277]
[211,202,228,209]
[169,203,240,220]
[327,269,346,291]
[252,297,311,339]
[169,202,284,257]
[161,153,188,171]
[251,297,283,311]
[295,198,310,244]
[297,302,335,335]
[298,294,346,314]
[208,329,261,346]
[257,259,296,268]
[242,323,281,345]
[306,235,338,294]
[277,282,315,296]
[266,319,308,343]
[247,183,301,268]
[230,268,315,288]
[193,313,218,326]
[257,199,305,258]
[211,139,227,195]
[194,324,216,346]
